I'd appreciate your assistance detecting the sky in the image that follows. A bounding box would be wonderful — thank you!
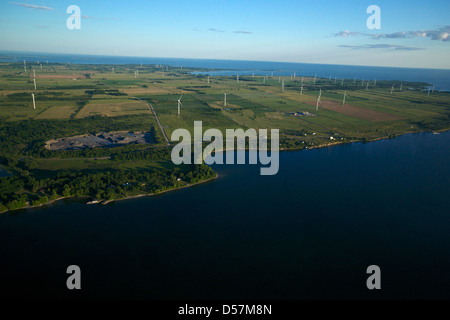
[0,0,449,69]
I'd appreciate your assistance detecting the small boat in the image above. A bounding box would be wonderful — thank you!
[87,200,101,205]
[433,131,440,135]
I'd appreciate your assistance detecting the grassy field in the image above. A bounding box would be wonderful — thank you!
[1,61,449,147]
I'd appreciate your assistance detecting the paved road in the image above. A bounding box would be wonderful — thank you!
[134,97,170,146]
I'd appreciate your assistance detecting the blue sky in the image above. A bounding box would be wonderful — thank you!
[0,0,449,68]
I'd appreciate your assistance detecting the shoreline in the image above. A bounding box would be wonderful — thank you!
[0,175,218,214]
[1,129,448,215]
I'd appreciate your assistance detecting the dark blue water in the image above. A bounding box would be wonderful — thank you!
[1,51,449,91]
[0,131,449,299]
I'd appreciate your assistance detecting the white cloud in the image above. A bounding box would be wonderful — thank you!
[335,26,450,42]
[9,2,54,10]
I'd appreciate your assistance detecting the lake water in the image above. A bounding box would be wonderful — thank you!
[1,51,449,91]
[0,131,449,299]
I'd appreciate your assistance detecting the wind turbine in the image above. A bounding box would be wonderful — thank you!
[400,83,403,92]
[207,76,210,84]
[33,78,36,90]
[316,93,321,111]
[237,74,239,83]
[31,94,36,110]
[300,85,303,95]
[301,77,304,86]
[314,74,317,84]
[282,80,285,92]
[33,70,36,78]
[177,95,183,115]
[341,79,344,86]
[343,90,347,105]
[391,85,394,94]
[366,82,369,90]
[224,92,227,107]
[40,64,42,70]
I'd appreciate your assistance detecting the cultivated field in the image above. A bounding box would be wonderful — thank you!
[0,61,448,147]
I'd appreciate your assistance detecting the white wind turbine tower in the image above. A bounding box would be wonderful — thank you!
[294,72,296,79]
[33,70,36,78]
[301,77,304,86]
[316,89,322,111]
[314,74,317,84]
[342,90,347,105]
[207,76,210,84]
[391,85,394,94]
[177,95,183,115]
[366,82,369,90]
[224,92,227,107]
[236,74,239,83]
[40,64,42,70]
[33,78,36,90]
[31,94,36,110]
[300,85,303,95]
[400,83,403,92]
[263,76,266,84]
[341,79,344,85]
[282,79,285,92]
[278,76,281,83]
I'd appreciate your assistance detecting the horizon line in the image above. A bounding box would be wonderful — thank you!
[0,49,449,71]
